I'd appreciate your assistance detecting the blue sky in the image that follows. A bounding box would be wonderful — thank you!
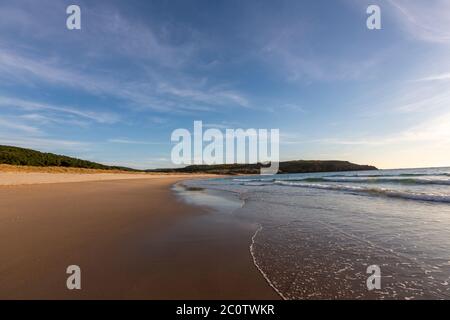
[0,0,449,169]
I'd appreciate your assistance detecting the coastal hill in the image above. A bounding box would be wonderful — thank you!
[150,161,377,175]
[0,145,377,174]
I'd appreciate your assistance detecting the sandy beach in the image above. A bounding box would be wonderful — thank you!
[0,165,198,186]
[0,173,278,299]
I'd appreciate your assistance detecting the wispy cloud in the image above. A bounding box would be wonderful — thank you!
[0,49,250,114]
[0,96,120,124]
[92,8,198,67]
[0,118,41,135]
[416,73,450,82]
[107,138,164,145]
[18,113,90,127]
[360,75,450,116]
[316,110,450,147]
[0,50,116,95]
[394,87,450,114]
[202,121,242,129]
[255,15,388,83]
[0,0,196,67]
[157,83,250,109]
[263,44,383,82]
[388,0,450,43]
[0,0,250,115]
[0,136,91,153]
[102,157,173,170]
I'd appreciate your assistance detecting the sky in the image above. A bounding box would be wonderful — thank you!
[0,0,449,169]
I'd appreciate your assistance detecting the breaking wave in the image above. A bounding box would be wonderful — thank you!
[273,181,450,203]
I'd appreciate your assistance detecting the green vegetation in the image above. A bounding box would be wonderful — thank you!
[0,145,136,171]
[0,145,377,174]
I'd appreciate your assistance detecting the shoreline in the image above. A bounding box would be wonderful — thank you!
[250,225,287,300]
[175,180,285,300]
[0,174,278,299]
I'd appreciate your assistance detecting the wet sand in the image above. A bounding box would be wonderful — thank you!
[0,176,278,299]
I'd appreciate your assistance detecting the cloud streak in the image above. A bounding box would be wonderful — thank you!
[0,118,41,135]
[0,136,91,153]
[0,49,250,114]
[107,138,165,145]
[416,73,450,82]
[388,0,450,43]
[0,96,120,124]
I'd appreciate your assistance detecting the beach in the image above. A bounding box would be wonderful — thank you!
[3,167,450,300]
[0,173,278,299]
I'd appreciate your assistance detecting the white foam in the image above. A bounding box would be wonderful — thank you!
[274,181,450,203]
[249,224,288,300]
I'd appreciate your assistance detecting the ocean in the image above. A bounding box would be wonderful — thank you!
[179,167,450,299]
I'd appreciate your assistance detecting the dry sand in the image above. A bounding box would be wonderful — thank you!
[0,174,278,299]
[0,171,164,185]
[0,165,201,186]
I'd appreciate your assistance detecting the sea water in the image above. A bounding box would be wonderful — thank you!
[181,167,450,299]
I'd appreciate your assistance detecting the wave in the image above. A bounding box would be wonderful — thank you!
[327,173,450,178]
[283,177,450,186]
[274,181,450,203]
[233,178,275,183]
[240,182,270,186]
[238,177,450,186]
